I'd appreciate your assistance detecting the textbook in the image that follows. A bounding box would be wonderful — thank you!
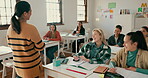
[69,61,98,70]
[93,66,109,74]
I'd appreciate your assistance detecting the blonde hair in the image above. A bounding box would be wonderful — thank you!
[92,28,108,46]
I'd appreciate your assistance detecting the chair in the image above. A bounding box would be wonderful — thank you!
[1,58,16,78]
[59,37,67,58]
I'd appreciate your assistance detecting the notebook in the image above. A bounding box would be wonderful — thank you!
[93,66,109,74]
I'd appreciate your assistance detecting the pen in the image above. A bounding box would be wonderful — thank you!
[70,65,87,70]
[66,68,87,75]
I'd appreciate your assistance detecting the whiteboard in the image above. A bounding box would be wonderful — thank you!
[134,18,148,29]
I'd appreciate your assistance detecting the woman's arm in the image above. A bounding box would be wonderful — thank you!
[43,31,50,40]
[30,26,45,51]
[80,27,85,35]
[89,47,111,64]
[136,68,148,75]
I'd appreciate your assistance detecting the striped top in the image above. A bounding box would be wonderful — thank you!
[6,22,45,78]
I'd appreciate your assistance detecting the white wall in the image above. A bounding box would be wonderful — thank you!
[0,0,94,45]
[93,0,148,38]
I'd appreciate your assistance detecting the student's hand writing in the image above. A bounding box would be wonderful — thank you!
[125,67,136,72]
[108,68,117,73]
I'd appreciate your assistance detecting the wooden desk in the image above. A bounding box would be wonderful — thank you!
[44,41,60,65]
[62,35,86,53]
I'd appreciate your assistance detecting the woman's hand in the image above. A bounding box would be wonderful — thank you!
[76,31,80,34]
[108,68,117,73]
[79,56,90,62]
[73,56,79,61]
[125,67,136,72]
[43,37,50,40]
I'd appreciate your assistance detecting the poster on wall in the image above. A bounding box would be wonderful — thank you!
[135,13,145,18]
[143,8,148,13]
[120,9,130,15]
[108,2,116,8]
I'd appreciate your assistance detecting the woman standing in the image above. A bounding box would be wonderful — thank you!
[73,28,111,64]
[43,24,61,63]
[7,1,45,78]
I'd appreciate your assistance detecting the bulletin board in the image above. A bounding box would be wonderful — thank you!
[134,18,148,29]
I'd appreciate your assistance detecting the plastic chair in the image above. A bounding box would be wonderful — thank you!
[1,58,16,78]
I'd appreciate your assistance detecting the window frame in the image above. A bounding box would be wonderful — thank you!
[0,0,19,30]
[46,0,63,26]
[77,0,87,23]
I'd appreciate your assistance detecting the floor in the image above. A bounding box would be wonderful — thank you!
[0,51,72,78]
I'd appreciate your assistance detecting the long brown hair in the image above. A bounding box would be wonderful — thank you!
[11,1,31,34]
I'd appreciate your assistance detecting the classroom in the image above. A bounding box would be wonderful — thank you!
[0,0,148,78]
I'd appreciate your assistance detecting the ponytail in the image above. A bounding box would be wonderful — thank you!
[11,14,21,34]
[10,1,31,34]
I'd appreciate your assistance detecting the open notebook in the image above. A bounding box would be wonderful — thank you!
[67,57,98,70]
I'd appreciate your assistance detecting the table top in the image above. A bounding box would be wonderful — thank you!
[43,57,148,78]
[63,35,86,39]
[0,46,12,56]
[110,46,122,54]
[43,57,95,78]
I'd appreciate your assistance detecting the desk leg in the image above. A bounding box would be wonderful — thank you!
[76,40,77,53]
[67,40,69,50]
[57,42,60,57]
[44,48,46,65]
[44,69,48,78]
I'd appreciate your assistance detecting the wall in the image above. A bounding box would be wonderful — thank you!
[93,0,148,38]
[0,0,94,45]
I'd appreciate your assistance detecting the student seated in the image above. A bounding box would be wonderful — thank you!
[140,26,148,47]
[72,21,85,53]
[109,31,148,75]
[42,24,61,63]
[108,25,125,47]
[73,28,111,64]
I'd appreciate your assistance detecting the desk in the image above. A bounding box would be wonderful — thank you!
[43,57,95,78]
[87,67,148,78]
[0,46,13,60]
[43,57,148,78]
[110,46,122,54]
[63,35,86,53]
[0,46,13,72]
[44,41,60,65]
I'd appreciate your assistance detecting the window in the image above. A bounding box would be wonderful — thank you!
[0,0,18,30]
[77,0,87,22]
[46,0,63,25]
